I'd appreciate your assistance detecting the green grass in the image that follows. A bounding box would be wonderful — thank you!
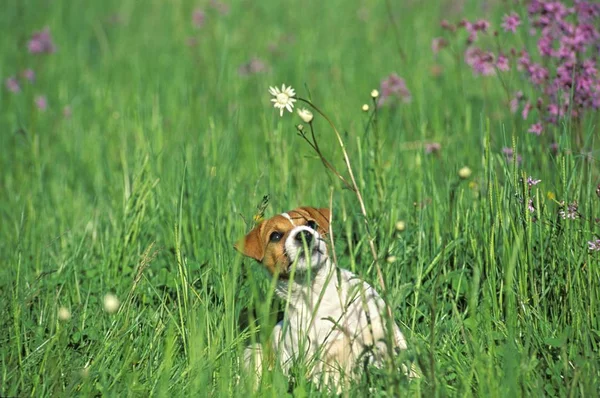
[1,0,599,396]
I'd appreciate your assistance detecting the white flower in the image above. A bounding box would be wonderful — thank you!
[103,293,120,314]
[269,84,296,116]
[362,104,369,112]
[297,108,313,123]
[58,306,71,321]
[458,166,472,179]
[371,89,379,98]
[395,220,406,232]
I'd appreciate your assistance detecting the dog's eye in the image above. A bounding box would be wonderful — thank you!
[306,220,317,230]
[269,231,283,242]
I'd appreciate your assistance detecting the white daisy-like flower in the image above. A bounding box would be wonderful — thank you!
[269,84,296,116]
[297,108,313,123]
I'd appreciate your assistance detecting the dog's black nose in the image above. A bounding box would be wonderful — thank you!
[295,230,313,245]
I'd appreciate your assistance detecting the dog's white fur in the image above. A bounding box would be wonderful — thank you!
[243,213,412,390]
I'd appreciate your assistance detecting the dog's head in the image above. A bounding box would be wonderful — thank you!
[235,207,330,278]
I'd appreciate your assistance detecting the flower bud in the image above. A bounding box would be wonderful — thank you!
[297,108,313,123]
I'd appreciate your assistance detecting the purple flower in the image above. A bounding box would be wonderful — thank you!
[502,12,521,33]
[210,0,230,15]
[21,69,35,83]
[192,9,206,28]
[465,47,496,76]
[431,37,447,55]
[237,57,269,76]
[559,201,579,219]
[528,123,543,135]
[379,73,412,106]
[502,147,522,164]
[28,27,56,54]
[522,102,533,120]
[5,76,20,93]
[35,95,48,111]
[527,176,541,187]
[424,142,441,154]
[528,198,536,213]
[588,239,600,251]
[496,54,510,71]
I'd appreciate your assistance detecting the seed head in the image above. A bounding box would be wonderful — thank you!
[58,307,71,321]
[458,166,472,179]
[395,220,406,232]
[103,293,120,314]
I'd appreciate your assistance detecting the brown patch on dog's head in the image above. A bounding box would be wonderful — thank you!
[235,206,330,276]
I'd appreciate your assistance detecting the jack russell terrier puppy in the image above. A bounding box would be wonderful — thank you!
[236,206,415,391]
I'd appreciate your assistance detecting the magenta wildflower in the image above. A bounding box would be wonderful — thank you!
[192,9,206,28]
[21,69,35,83]
[496,54,510,71]
[424,142,441,154]
[440,19,456,32]
[186,37,198,47]
[510,91,524,113]
[559,201,579,219]
[528,123,543,135]
[5,76,20,93]
[522,102,533,120]
[502,12,521,33]
[35,95,48,111]
[238,57,269,76]
[528,198,536,213]
[431,37,447,55]
[379,73,412,106]
[465,47,496,76]
[28,27,56,54]
[210,0,230,15]
[502,147,522,164]
[588,239,600,251]
[527,176,541,187]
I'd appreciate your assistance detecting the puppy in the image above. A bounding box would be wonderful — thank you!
[236,206,413,391]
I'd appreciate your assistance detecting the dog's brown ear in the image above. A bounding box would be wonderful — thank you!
[234,222,265,262]
[301,207,331,235]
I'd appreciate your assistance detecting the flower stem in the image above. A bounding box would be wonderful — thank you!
[298,97,390,310]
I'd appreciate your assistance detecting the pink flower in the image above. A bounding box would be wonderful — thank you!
[527,176,541,187]
[528,122,543,135]
[522,102,533,120]
[192,9,206,28]
[237,57,269,76]
[502,147,522,164]
[379,73,412,106]
[5,76,20,93]
[28,27,56,54]
[502,12,521,33]
[431,37,447,55]
[588,239,600,252]
[424,142,441,154]
[496,54,510,71]
[35,95,48,111]
[528,198,536,213]
[21,69,35,83]
[559,201,579,220]
[465,47,496,76]
[210,0,230,15]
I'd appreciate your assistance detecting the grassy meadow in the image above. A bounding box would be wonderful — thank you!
[1,0,599,396]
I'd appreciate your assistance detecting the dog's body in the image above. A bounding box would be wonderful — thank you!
[237,207,411,390]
